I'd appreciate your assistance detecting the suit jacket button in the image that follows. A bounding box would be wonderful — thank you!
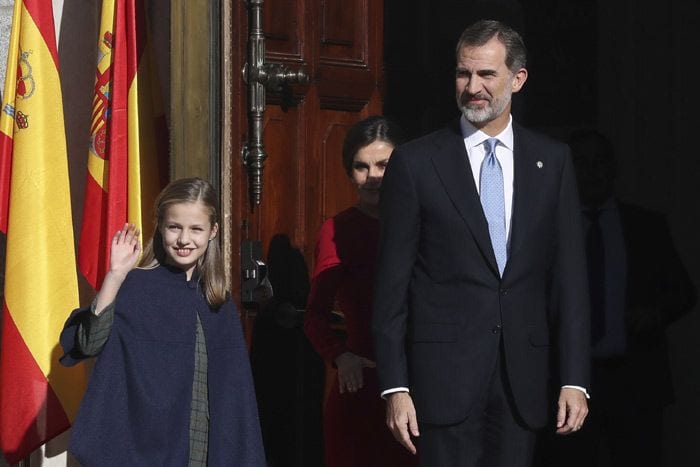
[492,325,502,334]
[499,288,508,296]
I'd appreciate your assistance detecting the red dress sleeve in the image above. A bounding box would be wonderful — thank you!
[303,218,348,363]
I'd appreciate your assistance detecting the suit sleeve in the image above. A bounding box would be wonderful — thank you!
[553,149,591,389]
[372,148,421,393]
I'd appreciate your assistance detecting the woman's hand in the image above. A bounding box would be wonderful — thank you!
[334,351,376,394]
[109,223,141,278]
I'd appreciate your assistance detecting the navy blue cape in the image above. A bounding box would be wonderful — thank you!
[60,265,265,466]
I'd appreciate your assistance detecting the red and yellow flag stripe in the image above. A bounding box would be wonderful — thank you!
[0,1,85,463]
[78,0,168,289]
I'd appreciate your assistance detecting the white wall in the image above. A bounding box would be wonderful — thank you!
[0,1,63,96]
[0,0,14,97]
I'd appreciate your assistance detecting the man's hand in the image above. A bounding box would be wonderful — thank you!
[385,392,419,455]
[556,387,588,435]
[334,352,375,393]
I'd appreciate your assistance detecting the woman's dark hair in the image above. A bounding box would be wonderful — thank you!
[341,116,405,175]
[139,177,227,308]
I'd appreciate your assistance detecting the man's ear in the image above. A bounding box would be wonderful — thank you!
[511,68,528,93]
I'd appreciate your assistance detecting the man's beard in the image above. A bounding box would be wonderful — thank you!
[458,90,511,124]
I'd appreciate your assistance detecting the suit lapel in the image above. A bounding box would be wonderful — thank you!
[430,121,500,275]
[509,124,545,265]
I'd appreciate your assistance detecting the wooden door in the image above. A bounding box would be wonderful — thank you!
[223,0,385,300]
[220,2,385,465]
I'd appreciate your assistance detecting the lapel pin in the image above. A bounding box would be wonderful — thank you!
[536,161,543,169]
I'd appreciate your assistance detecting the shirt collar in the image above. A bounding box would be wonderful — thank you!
[459,114,514,151]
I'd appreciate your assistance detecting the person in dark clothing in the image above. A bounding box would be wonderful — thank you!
[60,177,265,466]
[536,130,697,467]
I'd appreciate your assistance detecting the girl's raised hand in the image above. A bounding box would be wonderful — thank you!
[93,224,142,316]
[109,223,142,278]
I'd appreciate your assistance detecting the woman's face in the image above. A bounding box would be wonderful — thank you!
[350,140,394,207]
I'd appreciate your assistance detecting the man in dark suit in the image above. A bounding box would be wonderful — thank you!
[535,129,697,467]
[372,20,590,467]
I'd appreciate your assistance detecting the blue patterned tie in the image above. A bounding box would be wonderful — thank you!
[480,138,507,276]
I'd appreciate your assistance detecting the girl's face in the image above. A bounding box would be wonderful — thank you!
[160,201,218,280]
[350,140,394,208]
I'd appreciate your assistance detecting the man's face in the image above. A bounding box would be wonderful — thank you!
[455,37,527,129]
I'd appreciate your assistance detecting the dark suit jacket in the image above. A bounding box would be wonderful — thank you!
[372,119,590,429]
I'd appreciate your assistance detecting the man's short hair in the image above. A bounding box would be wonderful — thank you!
[456,19,527,73]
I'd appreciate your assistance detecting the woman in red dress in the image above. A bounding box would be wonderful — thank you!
[304,116,417,466]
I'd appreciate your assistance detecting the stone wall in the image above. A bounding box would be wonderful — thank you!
[0,0,14,98]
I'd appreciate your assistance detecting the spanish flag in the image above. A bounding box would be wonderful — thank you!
[0,1,86,463]
[78,0,168,289]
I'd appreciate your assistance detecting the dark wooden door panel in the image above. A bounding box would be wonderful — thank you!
[229,0,384,288]
[318,0,379,111]
[317,118,357,218]
[302,112,360,271]
[320,0,362,54]
[257,108,304,251]
[264,0,304,60]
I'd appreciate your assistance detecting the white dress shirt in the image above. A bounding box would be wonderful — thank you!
[461,115,515,246]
